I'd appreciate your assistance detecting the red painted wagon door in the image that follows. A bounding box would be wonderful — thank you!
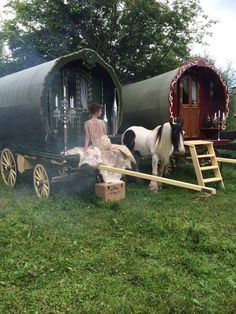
[179,76,200,138]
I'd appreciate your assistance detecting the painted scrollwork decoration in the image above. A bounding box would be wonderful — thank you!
[83,51,96,69]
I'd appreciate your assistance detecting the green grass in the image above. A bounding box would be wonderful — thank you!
[0,163,235,313]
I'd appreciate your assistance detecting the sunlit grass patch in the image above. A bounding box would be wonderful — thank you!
[0,164,235,313]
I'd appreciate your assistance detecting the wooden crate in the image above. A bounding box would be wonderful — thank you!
[95,182,125,201]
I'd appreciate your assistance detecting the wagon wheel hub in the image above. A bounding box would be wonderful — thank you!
[37,179,44,188]
[5,164,11,170]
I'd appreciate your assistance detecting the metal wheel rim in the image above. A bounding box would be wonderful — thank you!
[0,149,17,187]
[33,164,50,198]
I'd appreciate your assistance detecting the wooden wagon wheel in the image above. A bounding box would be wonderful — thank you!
[33,164,50,198]
[0,148,18,187]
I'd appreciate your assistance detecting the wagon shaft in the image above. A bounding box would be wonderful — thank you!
[98,164,216,194]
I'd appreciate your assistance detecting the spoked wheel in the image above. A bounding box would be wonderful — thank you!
[33,164,51,198]
[0,148,18,187]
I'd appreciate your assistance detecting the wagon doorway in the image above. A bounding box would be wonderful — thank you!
[179,76,200,138]
[67,72,90,147]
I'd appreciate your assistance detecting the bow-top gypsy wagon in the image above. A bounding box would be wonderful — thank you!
[119,59,236,191]
[0,49,122,197]
[121,58,229,141]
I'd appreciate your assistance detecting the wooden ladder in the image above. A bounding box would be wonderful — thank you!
[184,140,224,189]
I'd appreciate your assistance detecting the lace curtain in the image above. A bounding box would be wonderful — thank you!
[80,76,89,109]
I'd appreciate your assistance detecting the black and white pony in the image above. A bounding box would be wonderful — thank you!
[122,122,185,191]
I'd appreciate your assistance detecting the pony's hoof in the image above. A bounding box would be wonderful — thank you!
[149,188,158,193]
[149,182,163,192]
[149,181,158,191]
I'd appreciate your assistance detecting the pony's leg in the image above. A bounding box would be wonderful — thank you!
[149,154,159,191]
[134,152,143,184]
[132,151,141,171]
[156,162,165,190]
[158,163,165,176]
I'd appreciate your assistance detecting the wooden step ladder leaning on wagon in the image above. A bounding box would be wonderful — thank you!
[184,140,224,188]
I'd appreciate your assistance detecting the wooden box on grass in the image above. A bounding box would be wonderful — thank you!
[95,182,125,201]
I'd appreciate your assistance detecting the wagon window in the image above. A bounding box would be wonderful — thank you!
[192,80,197,104]
[80,76,89,109]
[180,76,198,105]
[182,77,189,104]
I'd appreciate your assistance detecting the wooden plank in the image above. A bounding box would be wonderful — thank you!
[197,154,214,158]
[184,140,212,146]
[186,156,215,160]
[200,165,218,171]
[217,157,236,164]
[98,165,216,194]
[203,177,222,183]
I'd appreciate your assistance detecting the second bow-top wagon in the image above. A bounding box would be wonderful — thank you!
[121,58,229,140]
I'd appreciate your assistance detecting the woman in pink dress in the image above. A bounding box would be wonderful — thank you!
[84,103,136,167]
[84,103,111,151]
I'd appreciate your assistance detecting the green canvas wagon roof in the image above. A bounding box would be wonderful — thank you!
[0,49,121,109]
[123,67,178,116]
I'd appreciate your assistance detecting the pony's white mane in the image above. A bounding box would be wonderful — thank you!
[156,122,173,166]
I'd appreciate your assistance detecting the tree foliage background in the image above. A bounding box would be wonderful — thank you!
[0,0,215,83]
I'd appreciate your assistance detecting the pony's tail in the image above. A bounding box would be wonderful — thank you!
[156,122,172,166]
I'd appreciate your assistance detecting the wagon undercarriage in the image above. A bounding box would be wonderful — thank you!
[0,147,84,197]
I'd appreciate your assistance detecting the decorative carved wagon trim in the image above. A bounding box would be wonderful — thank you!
[168,58,229,121]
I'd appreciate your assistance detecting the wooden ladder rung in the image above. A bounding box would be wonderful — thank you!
[197,154,215,158]
[200,165,218,171]
[203,177,222,183]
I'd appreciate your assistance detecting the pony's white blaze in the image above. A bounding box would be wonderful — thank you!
[177,133,185,155]
[122,122,185,191]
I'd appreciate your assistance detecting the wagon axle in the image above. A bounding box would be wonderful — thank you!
[36,179,43,187]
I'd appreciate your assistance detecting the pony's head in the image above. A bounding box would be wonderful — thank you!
[155,122,185,166]
[170,122,185,155]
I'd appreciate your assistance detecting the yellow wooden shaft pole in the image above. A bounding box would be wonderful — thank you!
[98,165,216,194]
[216,157,236,164]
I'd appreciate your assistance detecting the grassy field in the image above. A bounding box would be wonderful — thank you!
[0,162,235,313]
